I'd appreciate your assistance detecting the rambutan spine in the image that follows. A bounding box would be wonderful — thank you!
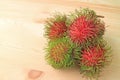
[45,13,67,40]
[68,8,105,45]
[45,37,74,69]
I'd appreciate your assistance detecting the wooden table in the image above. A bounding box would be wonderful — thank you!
[0,0,120,80]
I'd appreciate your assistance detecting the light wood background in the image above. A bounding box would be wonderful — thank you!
[0,0,120,80]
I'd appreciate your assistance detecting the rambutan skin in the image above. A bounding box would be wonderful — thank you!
[78,43,111,78]
[49,22,67,39]
[45,37,74,69]
[95,20,105,37]
[50,41,69,62]
[45,14,67,40]
[69,16,105,44]
[81,46,105,66]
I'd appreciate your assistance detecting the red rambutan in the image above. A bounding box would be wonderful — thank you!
[69,16,105,44]
[81,46,105,66]
[49,22,67,39]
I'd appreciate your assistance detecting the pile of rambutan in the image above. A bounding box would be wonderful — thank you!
[45,8,112,80]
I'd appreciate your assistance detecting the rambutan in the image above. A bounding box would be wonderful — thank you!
[50,41,69,62]
[45,14,67,40]
[81,46,105,66]
[69,16,96,44]
[68,8,105,45]
[78,43,111,79]
[45,37,74,69]
[48,22,67,39]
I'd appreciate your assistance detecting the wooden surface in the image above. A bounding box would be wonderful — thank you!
[0,0,120,80]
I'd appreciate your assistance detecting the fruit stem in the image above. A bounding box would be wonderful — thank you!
[97,15,104,18]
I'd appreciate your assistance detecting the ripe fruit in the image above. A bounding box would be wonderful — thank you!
[45,14,67,40]
[78,43,111,79]
[81,46,105,66]
[68,8,105,45]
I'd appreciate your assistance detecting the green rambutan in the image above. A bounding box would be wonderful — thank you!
[45,37,74,69]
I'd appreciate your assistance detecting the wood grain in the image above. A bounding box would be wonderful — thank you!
[0,0,120,80]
